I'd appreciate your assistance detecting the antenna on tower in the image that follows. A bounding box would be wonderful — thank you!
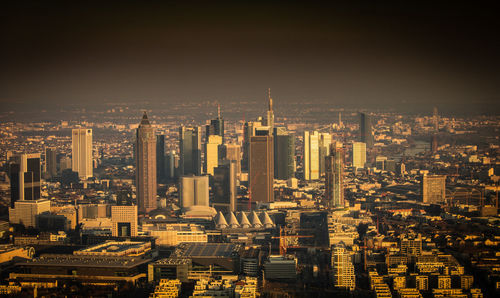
[217,103,221,118]
[268,88,273,111]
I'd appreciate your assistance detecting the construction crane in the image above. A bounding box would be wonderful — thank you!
[272,227,314,256]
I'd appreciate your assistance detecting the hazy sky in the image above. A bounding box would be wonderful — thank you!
[1,1,499,112]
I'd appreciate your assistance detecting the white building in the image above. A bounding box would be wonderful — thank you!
[72,128,93,179]
[180,175,209,208]
[9,199,50,228]
[204,135,222,176]
[144,223,207,246]
[303,131,319,180]
[352,142,366,169]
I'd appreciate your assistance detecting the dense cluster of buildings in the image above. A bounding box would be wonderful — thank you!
[0,97,498,296]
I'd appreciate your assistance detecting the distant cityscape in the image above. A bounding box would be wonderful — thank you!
[0,91,498,297]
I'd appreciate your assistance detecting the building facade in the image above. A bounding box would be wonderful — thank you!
[72,128,93,179]
[179,175,209,208]
[136,112,157,213]
[179,126,202,176]
[249,132,274,203]
[422,175,446,204]
[9,153,41,208]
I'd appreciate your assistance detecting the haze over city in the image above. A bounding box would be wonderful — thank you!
[0,1,499,298]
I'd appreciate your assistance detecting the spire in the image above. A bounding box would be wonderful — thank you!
[268,88,273,112]
[217,103,221,118]
[140,111,150,125]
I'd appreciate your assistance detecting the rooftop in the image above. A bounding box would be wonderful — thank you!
[172,243,241,258]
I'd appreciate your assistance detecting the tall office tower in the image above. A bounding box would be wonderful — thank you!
[204,135,222,175]
[331,243,355,291]
[213,161,237,212]
[156,135,166,182]
[249,129,274,203]
[265,88,274,129]
[9,153,41,208]
[179,126,202,176]
[431,134,438,153]
[319,133,332,176]
[433,106,439,132]
[274,127,295,180]
[422,174,446,204]
[9,199,50,228]
[72,128,93,179]
[222,143,241,177]
[242,121,262,172]
[338,111,343,128]
[45,148,57,178]
[303,131,319,181]
[135,112,157,214]
[325,143,344,208]
[352,142,366,169]
[179,175,209,208]
[111,205,138,237]
[206,104,225,143]
[359,112,374,148]
[166,151,178,181]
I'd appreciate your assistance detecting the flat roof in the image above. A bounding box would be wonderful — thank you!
[19,254,151,269]
[172,243,240,258]
[76,241,149,254]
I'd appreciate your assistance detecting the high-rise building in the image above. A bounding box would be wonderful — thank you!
[179,126,202,176]
[359,113,374,148]
[274,127,295,180]
[319,133,332,176]
[331,243,355,290]
[352,142,366,169]
[111,205,138,237]
[213,161,237,212]
[249,130,274,203]
[222,143,241,177]
[422,174,446,204]
[303,131,319,181]
[179,175,209,208]
[242,121,262,172]
[135,112,157,214]
[166,151,178,181]
[265,88,274,129]
[325,143,344,208]
[9,199,50,228]
[400,234,422,257]
[433,106,439,132]
[206,104,224,143]
[156,135,166,182]
[45,148,57,178]
[72,128,93,179]
[204,135,222,176]
[9,153,41,208]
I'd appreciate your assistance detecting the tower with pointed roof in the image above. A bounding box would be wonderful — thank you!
[266,88,274,129]
[136,111,157,213]
[206,103,225,143]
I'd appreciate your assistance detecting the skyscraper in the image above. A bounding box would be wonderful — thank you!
[204,135,222,175]
[213,160,237,212]
[352,142,366,169]
[135,112,157,214]
[222,143,241,177]
[166,150,178,181]
[331,243,355,290]
[249,129,274,203]
[179,126,202,176]
[242,121,262,172]
[433,106,439,132]
[359,113,374,148]
[319,133,332,176]
[179,175,209,208]
[206,104,225,143]
[274,127,295,180]
[72,128,93,179]
[422,174,446,204]
[9,153,41,208]
[156,135,166,182]
[45,148,57,179]
[303,131,319,180]
[325,143,344,208]
[265,88,274,129]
